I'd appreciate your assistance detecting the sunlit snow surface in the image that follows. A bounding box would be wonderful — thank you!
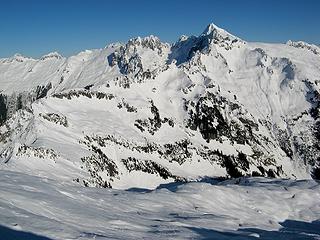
[1,24,320,239]
[0,170,319,240]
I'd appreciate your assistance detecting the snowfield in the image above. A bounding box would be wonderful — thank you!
[0,170,320,240]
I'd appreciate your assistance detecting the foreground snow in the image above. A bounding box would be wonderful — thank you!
[0,170,319,239]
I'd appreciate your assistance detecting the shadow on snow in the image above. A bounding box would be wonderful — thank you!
[0,225,52,240]
[187,219,320,240]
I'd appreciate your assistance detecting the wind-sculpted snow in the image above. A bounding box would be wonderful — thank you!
[0,23,320,189]
[0,170,320,239]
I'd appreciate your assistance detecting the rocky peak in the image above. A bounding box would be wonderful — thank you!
[108,35,169,77]
[178,35,189,42]
[40,52,63,61]
[126,35,168,52]
[201,23,244,46]
[170,23,244,65]
[201,23,225,36]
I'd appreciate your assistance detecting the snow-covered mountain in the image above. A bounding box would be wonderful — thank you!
[1,23,320,189]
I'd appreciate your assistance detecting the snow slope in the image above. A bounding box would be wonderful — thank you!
[0,23,320,189]
[0,170,319,240]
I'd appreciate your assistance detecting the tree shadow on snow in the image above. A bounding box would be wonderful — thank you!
[0,225,53,240]
[187,219,320,240]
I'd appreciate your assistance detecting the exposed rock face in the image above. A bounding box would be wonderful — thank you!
[16,145,59,160]
[39,113,68,127]
[108,35,170,84]
[1,23,320,188]
[186,91,258,144]
[170,23,244,65]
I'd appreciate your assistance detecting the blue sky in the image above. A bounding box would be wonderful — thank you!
[0,0,319,58]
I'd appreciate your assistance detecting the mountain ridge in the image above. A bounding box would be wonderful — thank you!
[0,23,319,189]
[5,23,318,62]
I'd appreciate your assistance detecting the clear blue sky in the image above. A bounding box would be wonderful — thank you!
[0,0,319,58]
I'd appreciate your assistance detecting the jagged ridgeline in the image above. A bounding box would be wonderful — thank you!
[0,23,320,188]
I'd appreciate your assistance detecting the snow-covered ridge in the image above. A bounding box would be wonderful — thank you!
[40,51,63,60]
[1,51,63,63]
[0,53,34,63]
[287,40,320,55]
